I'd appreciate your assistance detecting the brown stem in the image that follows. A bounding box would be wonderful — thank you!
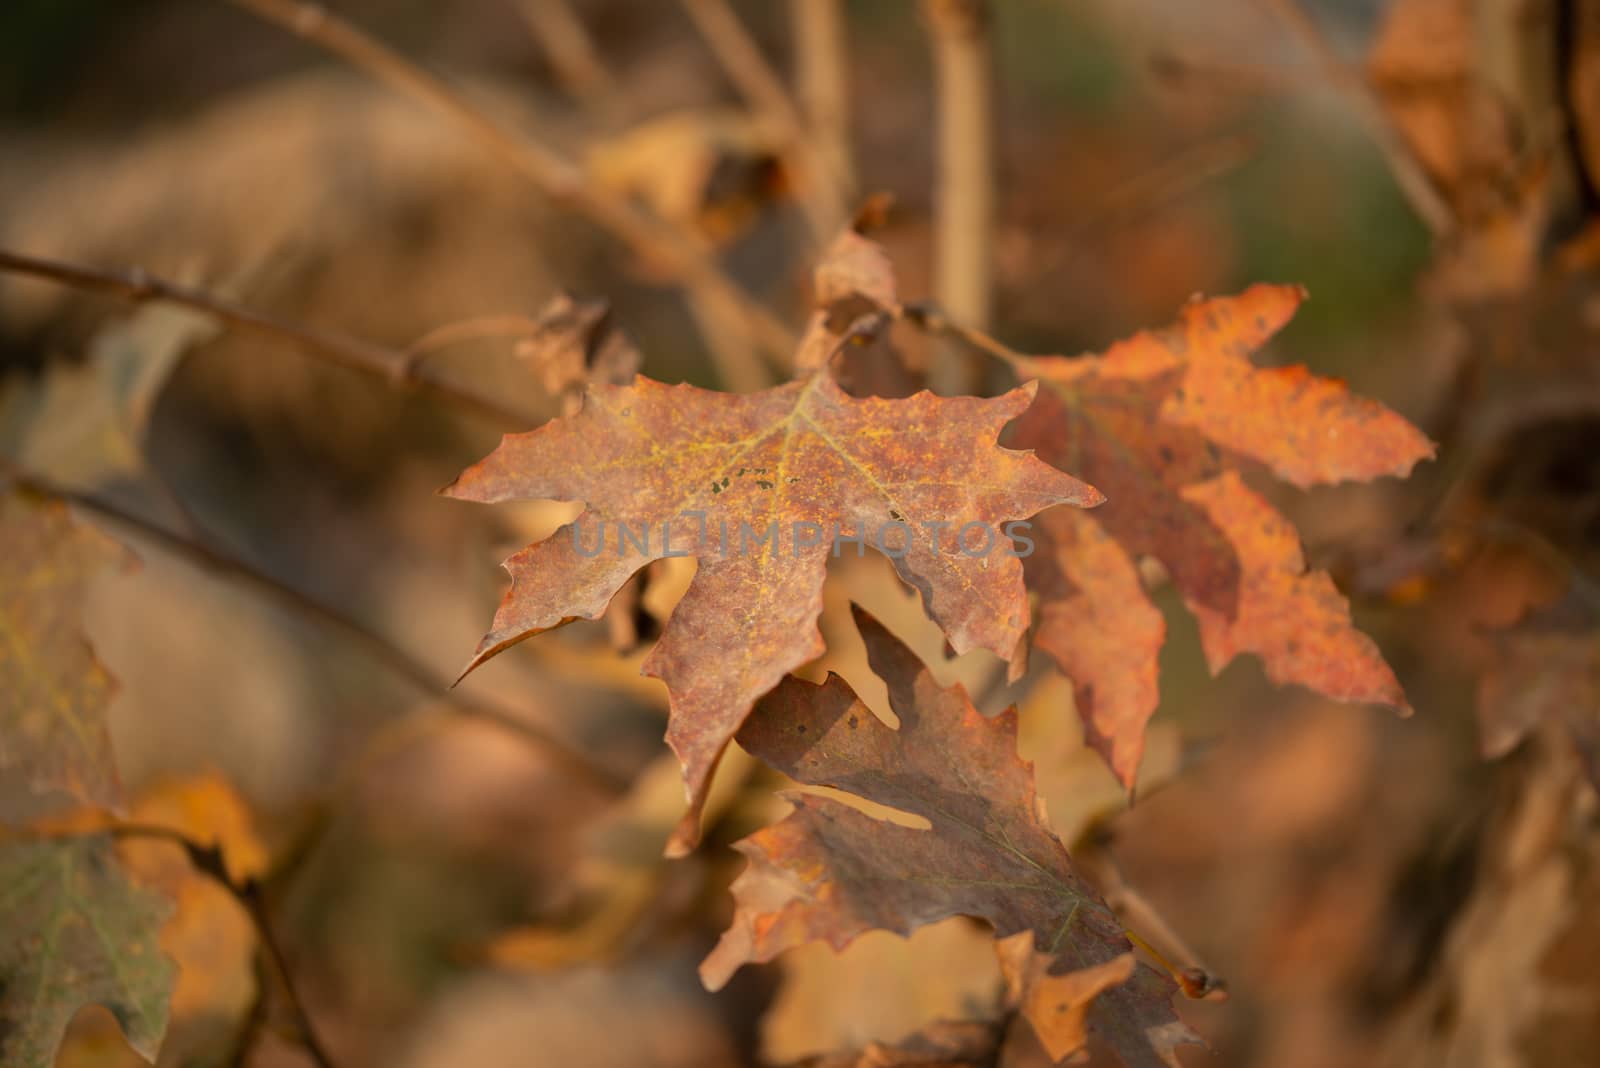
[3,464,625,796]
[513,0,625,123]
[223,0,794,389]
[0,248,535,425]
[921,0,996,396]
[677,0,846,238]
[1255,0,1454,236]
[901,300,1027,369]
[791,0,856,205]
[97,823,342,1068]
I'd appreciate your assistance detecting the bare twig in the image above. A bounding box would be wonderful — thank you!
[404,314,545,359]
[791,0,856,204]
[902,299,1026,369]
[3,463,626,795]
[677,0,847,238]
[1255,0,1454,235]
[1072,133,1257,236]
[1075,832,1227,1000]
[88,823,343,1068]
[921,0,995,396]
[514,0,625,123]
[223,0,794,389]
[0,248,536,425]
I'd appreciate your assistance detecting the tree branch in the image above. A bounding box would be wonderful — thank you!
[87,822,343,1068]
[921,0,996,396]
[0,248,536,425]
[223,0,794,390]
[791,0,856,206]
[677,0,847,238]
[3,463,626,796]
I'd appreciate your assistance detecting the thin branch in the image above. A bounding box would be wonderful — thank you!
[0,248,536,425]
[224,0,794,389]
[901,300,1027,370]
[1255,0,1455,236]
[791,0,856,204]
[1074,832,1227,1000]
[404,314,545,359]
[677,0,847,238]
[513,0,625,123]
[921,0,996,396]
[88,823,343,1068]
[3,464,626,796]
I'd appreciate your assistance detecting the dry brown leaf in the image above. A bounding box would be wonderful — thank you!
[702,607,1199,1067]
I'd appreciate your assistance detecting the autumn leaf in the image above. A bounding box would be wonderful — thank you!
[0,833,175,1068]
[1478,591,1600,791]
[513,292,642,415]
[795,211,922,398]
[701,607,1198,1068]
[1010,284,1433,786]
[446,366,1098,854]
[0,486,132,823]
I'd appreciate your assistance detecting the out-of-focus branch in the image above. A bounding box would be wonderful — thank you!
[921,0,995,396]
[1255,0,1454,236]
[791,0,856,204]
[66,823,343,1068]
[677,0,847,238]
[0,248,536,425]
[514,0,625,123]
[2,463,627,796]
[902,299,1026,368]
[224,0,793,390]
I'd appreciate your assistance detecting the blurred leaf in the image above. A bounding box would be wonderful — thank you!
[0,302,216,504]
[0,833,174,1068]
[0,486,131,822]
[1479,591,1600,791]
[585,109,785,245]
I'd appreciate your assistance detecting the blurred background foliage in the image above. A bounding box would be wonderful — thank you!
[3,1,1598,1067]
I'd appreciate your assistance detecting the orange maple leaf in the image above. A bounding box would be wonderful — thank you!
[1010,285,1434,786]
[446,365,1098,854]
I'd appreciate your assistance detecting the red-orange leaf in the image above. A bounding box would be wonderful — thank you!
[446,371,1098,854]
[1024,508,1165,787]
[702,607,1198,1067]
[1183,472,1409,711]
[1011,285,1431,786]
